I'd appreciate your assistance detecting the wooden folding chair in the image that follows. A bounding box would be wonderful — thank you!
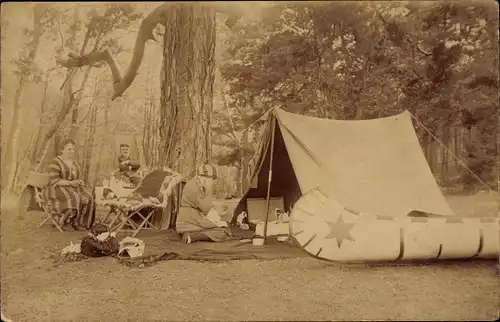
[23,171,64,232]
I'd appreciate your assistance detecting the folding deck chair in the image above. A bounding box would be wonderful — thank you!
[103,199,163,236]
[20,171,64,232]
[98,168,182,237]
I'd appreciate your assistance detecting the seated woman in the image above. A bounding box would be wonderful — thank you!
[176,164,232,244]
[42,138,96,231]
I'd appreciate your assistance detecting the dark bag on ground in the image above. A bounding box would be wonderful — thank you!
[80,223,119,257]
[81,236,119,257]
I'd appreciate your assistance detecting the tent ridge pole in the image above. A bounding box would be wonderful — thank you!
[263,116,276,244]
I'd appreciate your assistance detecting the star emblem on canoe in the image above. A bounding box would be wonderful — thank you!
[325,215,355,248]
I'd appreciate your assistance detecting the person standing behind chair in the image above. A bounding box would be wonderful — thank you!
[118,144,143,186]
[42,138,96,231]
[176,164,232,244]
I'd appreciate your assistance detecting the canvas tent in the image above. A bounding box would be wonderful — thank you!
[233,107,455,223]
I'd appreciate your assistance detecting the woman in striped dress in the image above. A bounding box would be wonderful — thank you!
[42,139,96,231]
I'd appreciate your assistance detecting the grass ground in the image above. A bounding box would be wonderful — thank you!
[1,192,499,321]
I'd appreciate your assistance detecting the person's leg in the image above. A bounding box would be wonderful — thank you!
[71,208,86,231]
[182,232,211,244]
[182,227,233,244]
[77,188,96,230]
[130,172,143,186]
[74,200,94,230]
[61,209,78,231]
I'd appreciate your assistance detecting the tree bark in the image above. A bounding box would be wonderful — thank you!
[27,5,82,171]
[240,129,250,195]
[158,4,216,177]
[141,63,160,169]
[441,127,449,179]
[8,70,51,193]
[3,4,47,192]
[93,95,109,186]
[82,76,99,183]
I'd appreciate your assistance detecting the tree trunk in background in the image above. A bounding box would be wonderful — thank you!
[141,64,160,169]
[53,135,62,162]
[68,67,93,140]
[40,66,92,167]
[27,6,81,173]
[82,92,98,183]
[8,72,50,193]
[453,127,459,168]
[81,76,98,182]
[158,3,216,177]
[3,4,47,192]
[441,127,449,180]
[240,129,249,195]
[93,98,110,186]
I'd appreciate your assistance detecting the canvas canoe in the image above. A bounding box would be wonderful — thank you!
[290,188,499,262]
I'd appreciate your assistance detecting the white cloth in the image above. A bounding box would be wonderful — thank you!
[118,237,145,258]
[206,208,228,228]
[61,241,82,255]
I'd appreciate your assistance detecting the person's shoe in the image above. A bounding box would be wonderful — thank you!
[181,234,192,244]
[57,216,66,227]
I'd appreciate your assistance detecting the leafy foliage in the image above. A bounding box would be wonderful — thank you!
[3,2,497,194]
[220,1,498,189]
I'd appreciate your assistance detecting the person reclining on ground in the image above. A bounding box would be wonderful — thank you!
[117,143,143,186]
[176,164,232,244]
[42,138,96,231]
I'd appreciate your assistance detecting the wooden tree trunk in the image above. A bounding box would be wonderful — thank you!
[240,129,249,195]
[36,66,93,169]
[93,98,110,186]
[3,4,47,192]
[440,127,449,182]
[142,66,152,168]
[141,64,161,169]
[142,99,151,167]
[82,78,98,183]
[68,67,93,140]
[9,71,51,193]
[27,6,83,173]
[158,4,216,177]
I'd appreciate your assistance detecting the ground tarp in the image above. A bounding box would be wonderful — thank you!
[239,108,455,218]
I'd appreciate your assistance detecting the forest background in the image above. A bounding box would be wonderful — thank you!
[1,1,498,199]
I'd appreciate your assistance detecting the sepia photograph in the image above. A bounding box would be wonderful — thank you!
[1,1,498,321]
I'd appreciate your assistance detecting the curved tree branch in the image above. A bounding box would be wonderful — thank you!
[56,2,244,101]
